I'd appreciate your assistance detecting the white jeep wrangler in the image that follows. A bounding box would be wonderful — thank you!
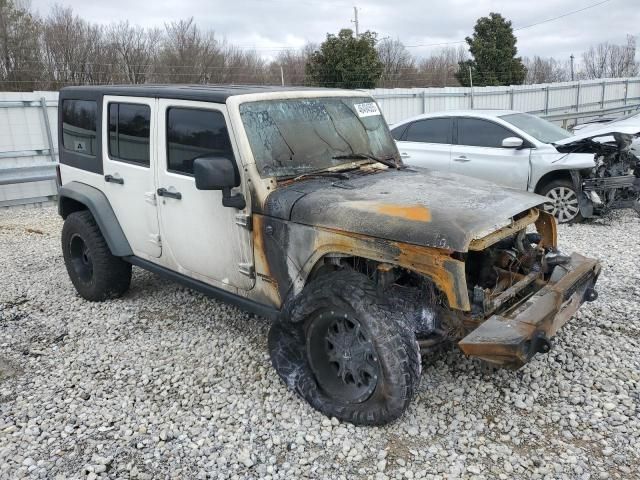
[57,85,600,425]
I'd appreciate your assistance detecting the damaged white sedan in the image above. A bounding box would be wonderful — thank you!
[392,110,640,223]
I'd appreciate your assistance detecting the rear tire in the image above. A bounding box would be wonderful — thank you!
[61,211,132,301]
[268,270,420,426]
[540,179,583,224]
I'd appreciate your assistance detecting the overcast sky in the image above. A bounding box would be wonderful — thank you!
[28,0,640,63]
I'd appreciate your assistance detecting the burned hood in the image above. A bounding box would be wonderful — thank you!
[262,167,547,252]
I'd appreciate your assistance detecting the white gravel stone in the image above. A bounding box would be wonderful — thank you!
[0,206,639,479]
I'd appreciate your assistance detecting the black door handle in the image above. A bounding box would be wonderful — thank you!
[105,174,124,184]
[157,187,182,200]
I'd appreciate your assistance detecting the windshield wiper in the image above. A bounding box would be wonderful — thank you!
[332,153,402,170]
[283,170,350,182]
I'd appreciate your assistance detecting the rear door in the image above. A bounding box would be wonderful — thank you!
[155,99,254,290]
[451,117,530,189]
[394,118,453,171]
[101,96,161,258]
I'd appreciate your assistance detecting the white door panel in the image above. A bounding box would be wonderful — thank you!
[156,99,254,290]
[396,141,452,172]
[102,96,161,258]
[449,145,531,190]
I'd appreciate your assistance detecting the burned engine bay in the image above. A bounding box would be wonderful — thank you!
[557,132,640,215]
[332,208,592,366]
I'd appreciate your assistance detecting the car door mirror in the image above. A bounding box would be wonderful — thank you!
[193,156,245,209]
[502,137,524,149]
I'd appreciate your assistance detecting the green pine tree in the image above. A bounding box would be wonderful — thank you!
[456,13,526,87]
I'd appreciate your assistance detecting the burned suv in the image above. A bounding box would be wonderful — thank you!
[57,85,601,425]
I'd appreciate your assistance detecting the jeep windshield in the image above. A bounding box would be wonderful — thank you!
[239,96,400,178]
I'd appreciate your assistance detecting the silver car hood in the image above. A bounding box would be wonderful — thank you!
[554,125,640,146]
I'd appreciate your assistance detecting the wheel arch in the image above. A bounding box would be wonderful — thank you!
[297,247,468,312]
[534,169,573,194]
[58,182,133,257]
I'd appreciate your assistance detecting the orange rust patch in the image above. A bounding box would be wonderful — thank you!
[376,204,431,222]
[348,201,432,222]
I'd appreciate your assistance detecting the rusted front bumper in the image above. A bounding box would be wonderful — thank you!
[458,253,601,368]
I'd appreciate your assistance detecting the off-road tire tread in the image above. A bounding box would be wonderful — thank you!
[269,270,420,425]
[62,211,132,301]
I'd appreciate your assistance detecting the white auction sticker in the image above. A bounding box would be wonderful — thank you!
[354,102,381,117]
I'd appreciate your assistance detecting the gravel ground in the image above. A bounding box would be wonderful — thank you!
[0,205,639,480]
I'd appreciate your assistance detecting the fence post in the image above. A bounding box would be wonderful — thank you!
[575,83,581,112]
[544,86,550,115]
[509,88,514,110]
[624,79,629,106]
[600,81,606,109]
[422,91,426,114]
[40,97,56,164]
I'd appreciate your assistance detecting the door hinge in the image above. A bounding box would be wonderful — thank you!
[144,192,157,206]
[235,213,252,230]
[238,263,255,278]
[149,233,161,247]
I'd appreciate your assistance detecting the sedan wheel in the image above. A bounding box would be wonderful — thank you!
[543,184,581,223]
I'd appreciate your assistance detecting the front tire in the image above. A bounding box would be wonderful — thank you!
[540,179,583,224]
[61,211,132,301]
[268,270,420,426]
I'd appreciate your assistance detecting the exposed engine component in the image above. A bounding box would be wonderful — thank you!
[560,133,640,216]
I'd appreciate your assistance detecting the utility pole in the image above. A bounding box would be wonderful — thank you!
[570,54,575,81]
[469,66,474,109]
[352,6,359,38]
[280,65,285,86]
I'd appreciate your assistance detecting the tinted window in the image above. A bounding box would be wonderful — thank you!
[167,108,234,175]
[108,103,150,165]
[404,118,451,144]
[390,124,407,140]
[62,100,97,156]
[457,118,517,148]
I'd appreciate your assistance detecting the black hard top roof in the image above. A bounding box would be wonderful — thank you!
[59,84,342,103]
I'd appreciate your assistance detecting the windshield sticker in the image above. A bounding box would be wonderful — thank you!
[354,102,381,118]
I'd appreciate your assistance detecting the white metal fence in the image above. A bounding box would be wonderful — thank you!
[0,92,58,208]
[2,78,640,207]
[364,77,640,125]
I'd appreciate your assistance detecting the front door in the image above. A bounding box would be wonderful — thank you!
[102,96,161,258]
[156,99,254,290]
[450,117,530,190]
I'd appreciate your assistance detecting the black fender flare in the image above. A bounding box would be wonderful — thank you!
[58,181,133,257]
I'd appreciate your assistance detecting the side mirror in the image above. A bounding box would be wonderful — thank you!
[502,137,524,149]
[193,156,245,209]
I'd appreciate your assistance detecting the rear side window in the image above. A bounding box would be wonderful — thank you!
[167,108,235,175]
[390,124,408,140]
[62,100,97,156]
[404,118,451,144]
[108,103,151,165]
[457,118,516,148]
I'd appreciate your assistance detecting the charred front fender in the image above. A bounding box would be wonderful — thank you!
[252,214,470,312]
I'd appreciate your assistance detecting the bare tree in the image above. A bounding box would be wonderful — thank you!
[268,45,315,86]
[155,18,228,84]
[582,35,638,79]
[376,37,416,87]
[107,22,160,84]
[41,6,115,88]
[523,56,569,84]
[0,0,42,91]
[417,46,468,87]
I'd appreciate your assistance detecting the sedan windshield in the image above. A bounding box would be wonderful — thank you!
[500,112,571,144]
[239,97,399,178]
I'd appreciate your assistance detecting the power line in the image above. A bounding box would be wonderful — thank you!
[402,0,615,49]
